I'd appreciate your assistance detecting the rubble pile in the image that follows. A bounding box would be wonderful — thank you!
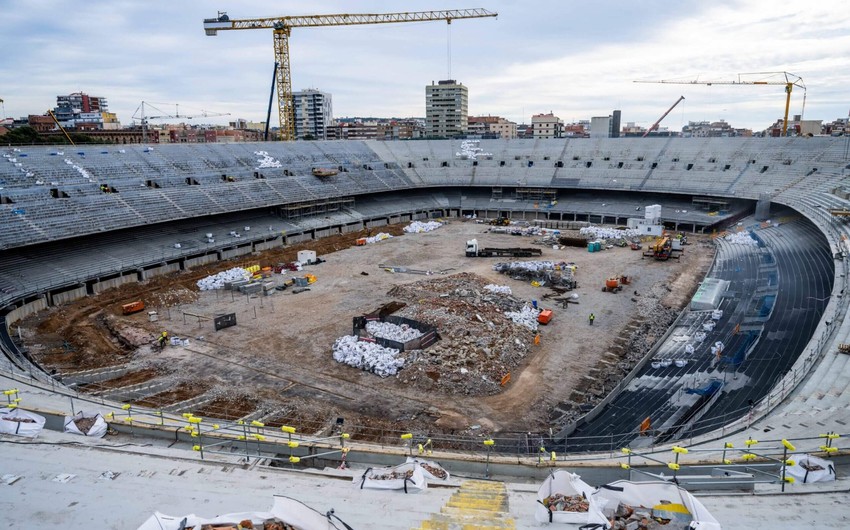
[493,261,577,289]
[404,220,443,233]
[725,231,759,246]
[365,320,424,342]
[332,335,405,377]
[579,225,641,241]
[387,273,536,395]
[196,267,251,291]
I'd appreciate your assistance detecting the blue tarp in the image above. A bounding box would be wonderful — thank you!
[685,380,723,396]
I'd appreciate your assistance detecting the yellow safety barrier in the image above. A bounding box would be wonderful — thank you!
[121,404,132,410]
[289,456,300,463]
[672,446,688,454]
[401,433,413,440]
[483,439,495,446]
[193,445,201,451]
[745,438,759,447]
[288,441,299,448]
[620,463,631,470]
[667,463,680,471]
[621,448,632,454]
[281,425,296,434]
[782,439,796,451]
[251,420,265,428]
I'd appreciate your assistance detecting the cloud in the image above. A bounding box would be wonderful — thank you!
[1,0,848,131]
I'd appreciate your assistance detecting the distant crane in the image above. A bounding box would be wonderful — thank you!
[203,8,498,141]
[643,96,685,138]
[132,101,230,142]
[635,72,806,136]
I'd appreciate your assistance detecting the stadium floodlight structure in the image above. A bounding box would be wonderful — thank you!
[635,72,806,136]
[203,9,498,141]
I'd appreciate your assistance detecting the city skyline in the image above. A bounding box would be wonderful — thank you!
[1,0,848,132]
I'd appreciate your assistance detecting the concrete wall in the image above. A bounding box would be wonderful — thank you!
[219,246,253,260]
[342,223,363,234]
[315,227,338,239]
[254,237,283,252]
[286,232,313,244]
[91,274,138,295]
[5,296,48,325]
[50,285,87,306]
[185,254,219,269]
[141,263,180,281]
[366,218,388,228]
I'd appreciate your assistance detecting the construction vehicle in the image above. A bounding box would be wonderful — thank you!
[465,239,542,258]
[203,8,497,141]
[602,275,630,293]
[643,236,682,260]
[489,217,511,226]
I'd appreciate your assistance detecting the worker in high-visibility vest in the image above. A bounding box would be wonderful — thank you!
[589,313,595,326]
[157,331,168,350]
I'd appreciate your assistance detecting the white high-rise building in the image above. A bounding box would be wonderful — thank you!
[292,89,333,140]
[426,80,468,138]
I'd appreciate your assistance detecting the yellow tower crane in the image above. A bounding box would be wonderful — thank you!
[635,72,806,136]
[203,9,498,141]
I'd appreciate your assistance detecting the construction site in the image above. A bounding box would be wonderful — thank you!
[17,218,712,444]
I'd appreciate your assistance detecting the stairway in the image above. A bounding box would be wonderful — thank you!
[414,479,515,530]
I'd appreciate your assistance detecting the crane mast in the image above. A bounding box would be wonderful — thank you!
[203,9,498,141]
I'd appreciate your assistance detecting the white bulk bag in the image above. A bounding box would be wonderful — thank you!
[354,462,427,493]
[0,407,46,438]
[535,470,608,525]
[406,457,450,481]
[784,454,836,484]
[64,411,108,438]
[137,495,344,530]
[592,480,721,530]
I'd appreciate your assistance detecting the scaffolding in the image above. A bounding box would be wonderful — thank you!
[514,187,557,202]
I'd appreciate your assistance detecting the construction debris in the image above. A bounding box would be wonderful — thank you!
[365,232,393,244]
[484,284,512,295]
[332,335,405,377]
[404,220,443,233]
[196,267,251,291]
[365,321,424,342]
[387,273,537,395]
[493,261,577,290]
[725,231,759,246]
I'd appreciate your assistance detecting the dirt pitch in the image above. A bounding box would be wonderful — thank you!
[20,220,714,440]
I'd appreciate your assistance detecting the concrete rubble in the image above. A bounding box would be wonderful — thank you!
[386,273,536,395]
[365,232,393,244]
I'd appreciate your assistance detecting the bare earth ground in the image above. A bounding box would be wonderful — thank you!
[19,220,714,440]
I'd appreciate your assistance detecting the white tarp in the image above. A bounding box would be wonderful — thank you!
[64,411,108,438]
[535,470,608,525]
[138,495,346,530]
[405,457,450,481]
[0,407,46,438]
[354,462,427,493]
[592,480,721,530]
[784,454,836,484]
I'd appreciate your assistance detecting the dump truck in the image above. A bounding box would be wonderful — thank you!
[465,239,543,258]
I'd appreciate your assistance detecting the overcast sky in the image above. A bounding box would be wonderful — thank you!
[2,0,848,131]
